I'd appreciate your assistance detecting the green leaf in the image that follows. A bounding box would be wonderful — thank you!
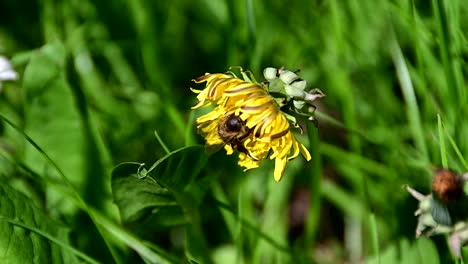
[91,208,178,264]
[111,162,186,234]
[147,146,208,194]
[20,41,117,261]
[22,42,87,214]
[111,146,212,263]
[0,181,81,264]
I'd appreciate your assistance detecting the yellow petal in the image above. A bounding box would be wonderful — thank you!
[299,143,312,161]
[224,144,234,155]
[274,157,287,182]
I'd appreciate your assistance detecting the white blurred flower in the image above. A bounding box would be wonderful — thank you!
[0,55,18,91]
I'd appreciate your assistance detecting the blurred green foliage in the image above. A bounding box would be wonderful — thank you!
[1,0,468,263]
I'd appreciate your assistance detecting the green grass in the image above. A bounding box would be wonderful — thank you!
[1,0,468,263]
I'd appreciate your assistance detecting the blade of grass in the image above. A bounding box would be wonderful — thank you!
[0,216,102,264]
[213,199,291,255]
[1,154,180,263]
[437,114,448,168]
[0,114,119,262]
[212,182,296,261]
[391,36,428,160]
[245,0,256,46]
[154,130,171,155]
[123,0,187,138]
[362,157,380,263]
[40,0,62,42]
[315,111,380,145]
[211,182,237,239]
[443,123,468,171]
[252,169,293,264]
[91,209,180,264]
[369,213,380,264]
[320,179,366,219]
[320,143,396,180]
[432,0,464,110]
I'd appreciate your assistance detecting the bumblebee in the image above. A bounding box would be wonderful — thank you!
[217,115,249,142]
[209,114,258,161]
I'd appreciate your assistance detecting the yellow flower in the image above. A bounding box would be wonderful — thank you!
[191,72,311,182]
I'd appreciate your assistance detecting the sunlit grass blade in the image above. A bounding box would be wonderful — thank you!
[369,213,380,264]
[391,37,428,160]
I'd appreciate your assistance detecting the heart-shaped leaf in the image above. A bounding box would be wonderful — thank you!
[112,162,185,233]
[111,146,212,263]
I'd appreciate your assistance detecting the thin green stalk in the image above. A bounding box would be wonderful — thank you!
[185,110,196,147]
[165,105,188,140]
[154,130,171,155]
[437,114,448,168]
[305,123,321,246]
[237,188,245,263]
[443,123,468,171]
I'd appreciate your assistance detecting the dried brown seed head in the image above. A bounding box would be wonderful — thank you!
[432,168,464,203]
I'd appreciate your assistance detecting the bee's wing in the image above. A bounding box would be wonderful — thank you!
[197,122,224,153]
[205,140,227,154]
[197,115,236,155]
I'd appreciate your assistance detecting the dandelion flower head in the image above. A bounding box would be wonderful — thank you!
[191,67,325,182]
